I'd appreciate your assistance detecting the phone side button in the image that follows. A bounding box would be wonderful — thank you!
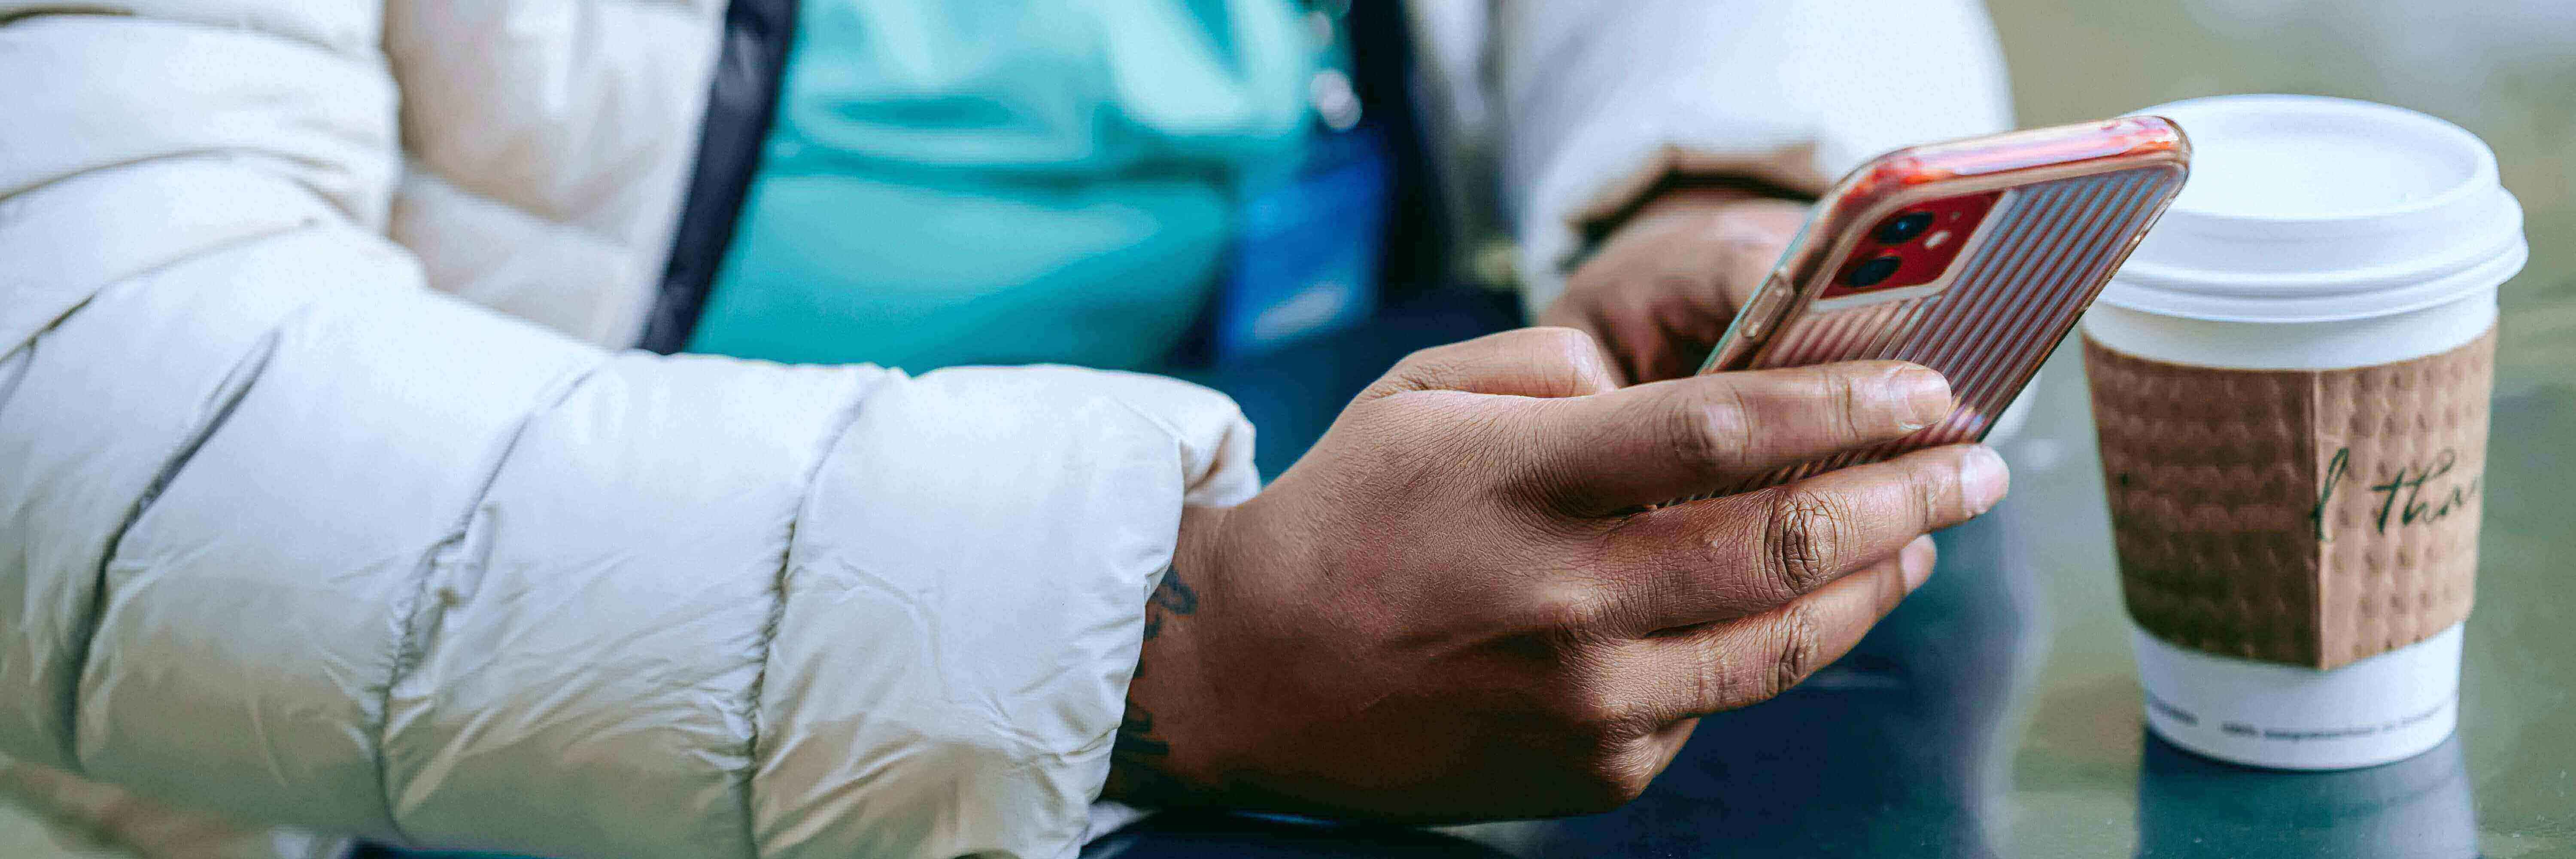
[1736,276,1792,339]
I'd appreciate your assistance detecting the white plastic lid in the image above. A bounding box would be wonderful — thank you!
[2105,95,2527,323]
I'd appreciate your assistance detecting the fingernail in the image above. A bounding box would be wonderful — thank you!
[1901,534,1938,590]
[1892,366,1954,432]
[1959,445,2010,515]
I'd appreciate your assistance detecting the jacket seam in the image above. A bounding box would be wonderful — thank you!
[736,367,875,859]
[5,211,322,356]
[0,327,45,421]
[368,356,609,844]
[61,327,282,773]
[49,218,336,768]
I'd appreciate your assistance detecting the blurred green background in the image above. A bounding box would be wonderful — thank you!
[1989,0,2576,856]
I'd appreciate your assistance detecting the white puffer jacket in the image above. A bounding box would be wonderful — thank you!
[0,2,2005,858]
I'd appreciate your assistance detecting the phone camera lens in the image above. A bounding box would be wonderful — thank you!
[1875,212,1935,244]
[1845,255,1902,288]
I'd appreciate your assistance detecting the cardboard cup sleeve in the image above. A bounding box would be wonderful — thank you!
[2084,328,2494,670]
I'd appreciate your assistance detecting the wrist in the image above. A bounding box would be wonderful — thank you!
[1105,506,1233,804]
[1171,505,1232,592]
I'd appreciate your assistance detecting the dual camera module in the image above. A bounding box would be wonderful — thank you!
[1844,212,1935,287]
[1827,191,1998,296]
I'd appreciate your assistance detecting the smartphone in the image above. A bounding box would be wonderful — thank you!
[1695,116,2191,494]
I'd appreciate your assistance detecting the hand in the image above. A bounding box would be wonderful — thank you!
[1540,190,1809,384]
[1107,328,2008,819]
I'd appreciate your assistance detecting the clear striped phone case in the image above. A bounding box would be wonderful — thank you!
[1697,119,2191,496]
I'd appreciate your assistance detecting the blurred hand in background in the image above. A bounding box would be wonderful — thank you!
[1541,192,1811,384]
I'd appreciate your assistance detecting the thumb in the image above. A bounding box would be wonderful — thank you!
[1362,328,1623,401]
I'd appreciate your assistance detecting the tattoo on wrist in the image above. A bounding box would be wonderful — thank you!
[1139,565,1199,642]
[1109,566,1199,802]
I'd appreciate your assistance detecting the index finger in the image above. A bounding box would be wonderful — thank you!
[1522,360,1956,514]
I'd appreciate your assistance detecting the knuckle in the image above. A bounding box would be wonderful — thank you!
[1524,581,1622,637]
[1368,345,1461,397]
[1665,390,1750,476]
[1708,201,1797,242]
[1524,325,1598,360]
[1538,644,1655,737]
[1396,341,1480,380]
[1765,602,1826,700]
[1528,326,1616,388]
[1550,703,1659,810]
[1913,457,1953,523]
[1557,678,1653,739]
[1391,343,1447,371]
[1690,631,1748,710]
[1693,207,1743,239]
[1828,366,1874,436]
[1760,490,1853,596]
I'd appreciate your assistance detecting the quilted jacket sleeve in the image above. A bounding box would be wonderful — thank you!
[0,8,1256,859]
[1490,0,2017,312]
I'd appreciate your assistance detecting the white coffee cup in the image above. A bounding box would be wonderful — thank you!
[2083,94,2526,770]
